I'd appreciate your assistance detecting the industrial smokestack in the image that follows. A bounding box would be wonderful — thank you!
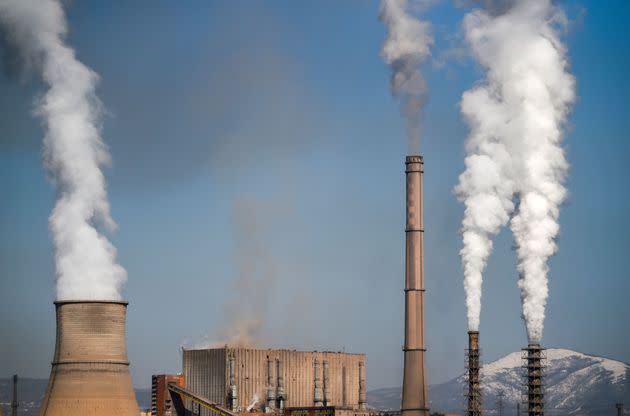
[466,331,481,416]
[39,301,139,416]
[401,155,429,416]
[523,343,545,416]
[11,375,17,416]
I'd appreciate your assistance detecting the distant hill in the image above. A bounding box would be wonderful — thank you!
[367,349,630,416]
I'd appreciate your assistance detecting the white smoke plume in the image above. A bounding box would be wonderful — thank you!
[380,0,433,154]
[0,0,126,300]
[457,0,575,341]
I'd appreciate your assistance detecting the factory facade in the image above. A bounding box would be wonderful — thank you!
[182,347,367,415]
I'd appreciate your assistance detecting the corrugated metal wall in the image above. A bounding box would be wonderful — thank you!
[183,348,365,412]
[183,349,227,416]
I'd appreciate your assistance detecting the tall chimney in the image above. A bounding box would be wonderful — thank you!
[523,343,545,416]
[401,155,429,416]
[11,375,18,416]
[39,301,140,416]
[466,331,481,416]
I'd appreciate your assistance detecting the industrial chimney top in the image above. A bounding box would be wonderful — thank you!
[54,300,128,306]
[405,155,423,164]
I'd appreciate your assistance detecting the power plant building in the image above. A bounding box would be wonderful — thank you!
[182,347,367,416]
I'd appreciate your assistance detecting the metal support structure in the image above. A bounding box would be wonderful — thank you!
[466,331,481,416]
[359,361,367,411]
[617,403,624,416]
[266,357,275,412]
[522,344,545,416]
[401,155,429,416]
[228,353,237,412]
[323,361,330,407]
[276,359,285,410]
[313,359,323,406]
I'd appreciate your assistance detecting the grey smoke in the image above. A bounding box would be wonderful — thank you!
[0,0,126,300]
[457,0,575,341]
[380,0,433,154]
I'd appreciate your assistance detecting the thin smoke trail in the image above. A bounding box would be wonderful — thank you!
[0,0,126,300]
[457,0,575,341]
[380,0,433,154]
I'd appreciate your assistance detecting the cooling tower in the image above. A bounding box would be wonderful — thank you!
[401,155,429,416]
[523,343,545,416]
[466,331,481,416]
[39,301,140,416]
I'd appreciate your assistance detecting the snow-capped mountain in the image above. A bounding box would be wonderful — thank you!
[368,349,630,416]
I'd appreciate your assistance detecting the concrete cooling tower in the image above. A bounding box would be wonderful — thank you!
[39,301,140,416]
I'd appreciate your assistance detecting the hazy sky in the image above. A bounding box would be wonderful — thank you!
[1,0,629,389]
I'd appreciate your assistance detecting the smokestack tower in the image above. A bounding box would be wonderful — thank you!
[466,331,481,416]
[523,343,545,416]
[11,375,17,416]
[401,155,429,416]
[39,301,140,416]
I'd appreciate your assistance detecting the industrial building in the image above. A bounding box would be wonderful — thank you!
[181,347,367,416]
[152,374,186,416]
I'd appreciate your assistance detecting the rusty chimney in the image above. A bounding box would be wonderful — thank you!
[401,155,429,416]
[39,301,140,416]
[466,331,481,416]
[523,343,545,416]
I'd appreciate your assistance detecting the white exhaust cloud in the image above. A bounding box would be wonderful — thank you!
[457,0,575,341]
[0,0,126,300]
[380,0,433,154]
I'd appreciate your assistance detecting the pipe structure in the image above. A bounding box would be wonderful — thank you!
[266,357,275,412]
[11,375,18,416]
[313,359,323,407]
[39,301,140,416]
[401,155,429,416]
[323,361,330,407]
[276,359,285,410]
[523,343,545,416]
[359,361,366,411]
[466,331,482,416]
[229,353,238,412]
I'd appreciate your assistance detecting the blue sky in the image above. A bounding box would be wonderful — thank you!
[0,0,629,389]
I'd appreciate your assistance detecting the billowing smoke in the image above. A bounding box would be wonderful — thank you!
[380,0,433,154]
[0,0,126,300]
[457,0,575,341]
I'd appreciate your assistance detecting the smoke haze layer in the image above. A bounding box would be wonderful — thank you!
[380,0,433,154]
[457,0,575,341]
[0,0,126,300]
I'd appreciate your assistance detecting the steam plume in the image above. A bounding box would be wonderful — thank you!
[457,0,575,341]
[380,0,433,154]
[0,0,126,300]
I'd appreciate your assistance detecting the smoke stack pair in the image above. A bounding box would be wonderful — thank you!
[39,301,139,416]
[466,331,481,416]
[401,155,429,416]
